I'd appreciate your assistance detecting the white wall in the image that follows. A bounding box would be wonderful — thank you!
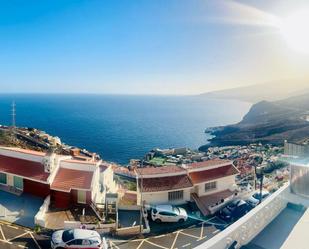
[195,184,289,249]
[91,167,102,203]
[60,160,98,172]
[0,148,44,163]
[196,175,235,197]
[103,167,118,193]
[138,188,191,206]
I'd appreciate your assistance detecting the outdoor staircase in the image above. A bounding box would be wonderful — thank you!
[90,202,104,221]
[191,193,210,216]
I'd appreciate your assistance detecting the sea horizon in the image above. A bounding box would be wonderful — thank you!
[0,94,251,164]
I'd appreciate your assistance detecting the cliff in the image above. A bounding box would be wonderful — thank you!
[199,93,309,151]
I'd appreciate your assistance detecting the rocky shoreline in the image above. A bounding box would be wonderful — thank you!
[199,94,309,152]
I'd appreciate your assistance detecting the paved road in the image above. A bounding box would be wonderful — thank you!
[0,214,229,249]
[109,216,229,249]
[0,221,50,249]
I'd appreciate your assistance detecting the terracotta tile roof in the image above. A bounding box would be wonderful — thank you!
[189,164,239,184]
[137,165,186,176]
[185,159,231,169]
[192,189,237,216]
[0,155,49,182]
[51,168,94,192]
[139,174,193,192]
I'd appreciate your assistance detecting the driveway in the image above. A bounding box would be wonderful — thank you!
[0,191,44,228]
[118,210,143,228]
[109,216,229,249]
[0,220,50,249]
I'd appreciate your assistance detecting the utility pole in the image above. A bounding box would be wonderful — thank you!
[135,161,144,236]
[254,164,257,190]
[256,166,264,204]
[11,101,16,131]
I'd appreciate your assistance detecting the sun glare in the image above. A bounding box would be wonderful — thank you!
[280,9,309,54]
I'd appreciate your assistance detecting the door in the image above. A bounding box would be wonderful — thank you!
[77,190,86,204]
[13,176,23,190]
[0,173,7,185]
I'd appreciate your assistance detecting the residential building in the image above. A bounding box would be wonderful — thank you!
[0,147,113,211]
[136,159,239,215]
[284,139,309,157]
[136,165,193,206]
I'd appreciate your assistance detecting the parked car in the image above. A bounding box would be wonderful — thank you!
[51,228,105,249]
[218,199,251,222]
[151,205,188,223]
[247,190,270,207]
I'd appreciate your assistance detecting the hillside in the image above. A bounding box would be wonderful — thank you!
[201,80,309,103]
[199,93,309,151]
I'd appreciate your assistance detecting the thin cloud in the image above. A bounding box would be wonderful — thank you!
[209,0,281,28]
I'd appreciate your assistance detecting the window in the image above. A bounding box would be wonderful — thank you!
[205,181,216,192]
[13,176,23,190]
[62,230,74,242]
[67,239,83,246]
[168,190,184,201]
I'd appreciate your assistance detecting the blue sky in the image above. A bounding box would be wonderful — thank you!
[1,0,309,94]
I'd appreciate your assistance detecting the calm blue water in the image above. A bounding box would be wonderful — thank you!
[0,95,251,164]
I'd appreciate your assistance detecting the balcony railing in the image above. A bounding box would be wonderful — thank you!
[195,183,290,249]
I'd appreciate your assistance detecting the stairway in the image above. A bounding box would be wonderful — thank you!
[191,193,210,216]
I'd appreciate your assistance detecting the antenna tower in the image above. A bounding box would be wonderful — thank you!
[11,101,16,128]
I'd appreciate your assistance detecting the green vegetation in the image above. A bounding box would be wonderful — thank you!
[263,161,289,174]
[148,157,166,166]
[114,175,136,191]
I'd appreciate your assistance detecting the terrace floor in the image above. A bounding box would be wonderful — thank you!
[45,205,100,229]
[0,190,43,228]
[243,203,306,249]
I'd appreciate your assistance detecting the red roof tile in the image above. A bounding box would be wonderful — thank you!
[137,165,185,176]
[140,174,193,192]
[0,155,49,182]
[51,168,93,192]
[189,164,239,184]
[186,159,231,169]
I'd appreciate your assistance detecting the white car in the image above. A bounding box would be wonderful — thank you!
[247,190,270,207]
[151,205,188,223]
[51,229,105,249]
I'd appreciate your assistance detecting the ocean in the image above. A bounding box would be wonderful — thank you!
[0,94,251,165]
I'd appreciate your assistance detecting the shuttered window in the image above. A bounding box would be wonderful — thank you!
[168,190,184,201]
[205,181,217,192]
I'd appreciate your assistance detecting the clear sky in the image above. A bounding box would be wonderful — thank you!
[1,0,309,94]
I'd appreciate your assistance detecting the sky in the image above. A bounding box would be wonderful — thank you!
[1,0,309,95]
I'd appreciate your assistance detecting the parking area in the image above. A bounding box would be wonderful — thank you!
[118,210,143,228]
[0,191,44,228]
[0,221,50,249]
[109,216,229,249]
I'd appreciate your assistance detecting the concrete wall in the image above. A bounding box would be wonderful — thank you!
[35,195,50,227]
[195,184,289,249]
[60,160,97,172]
[0,148,44,163]
[23,179,50,198]
[138,188,191,206]
[195,175,235,197]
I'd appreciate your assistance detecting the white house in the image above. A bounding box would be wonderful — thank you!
[136,159,239,215]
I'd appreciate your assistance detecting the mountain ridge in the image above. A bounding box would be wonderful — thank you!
[199,92,309,151]
[201,80,309,103]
